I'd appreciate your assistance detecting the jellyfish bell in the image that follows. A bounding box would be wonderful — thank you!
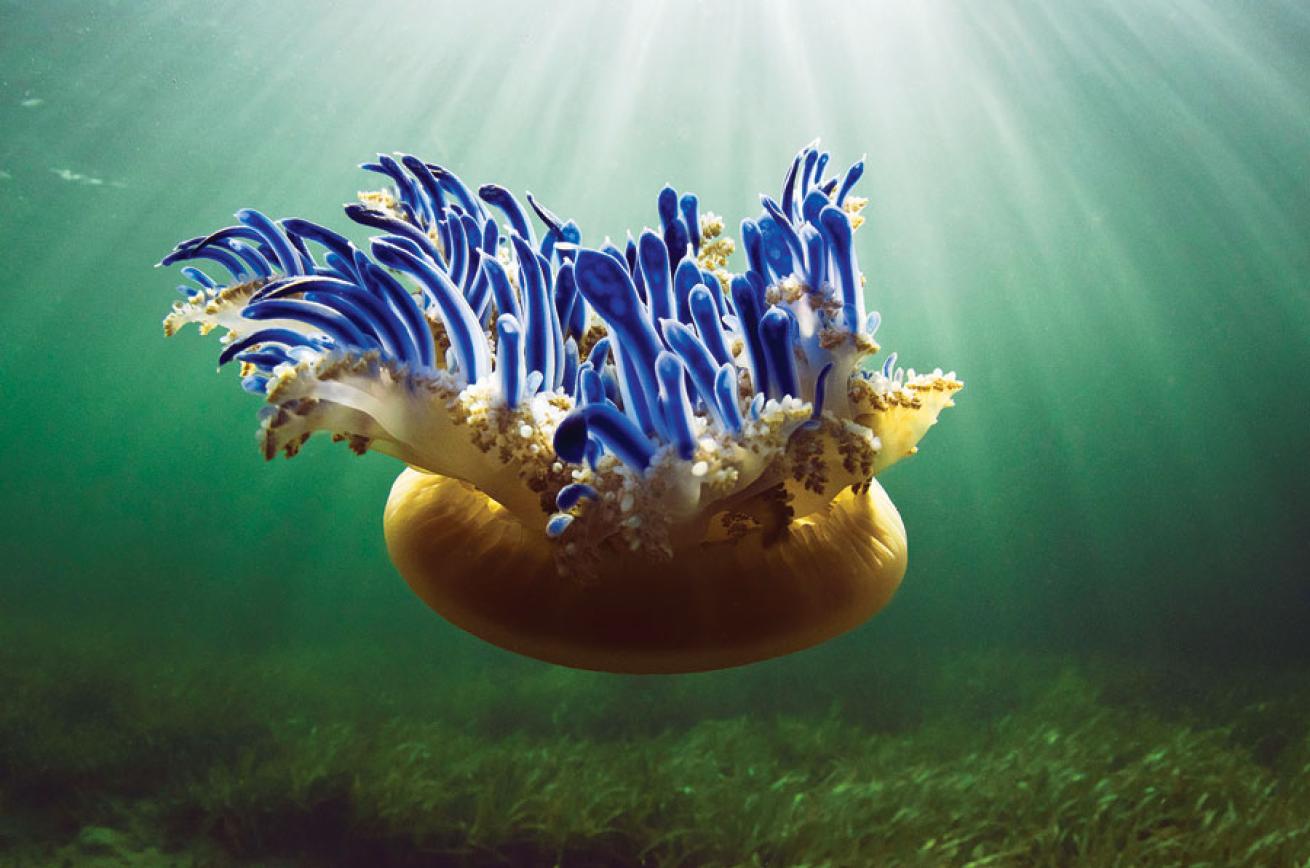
[384,470,906,674]
[158,142,961,674]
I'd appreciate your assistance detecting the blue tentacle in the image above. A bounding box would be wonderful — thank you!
[553,403,656,471]
[237,209,304,276]
[371,239,489,383]
[655,352,697,460]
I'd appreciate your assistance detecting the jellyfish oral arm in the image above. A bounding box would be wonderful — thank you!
[157,142,961,579]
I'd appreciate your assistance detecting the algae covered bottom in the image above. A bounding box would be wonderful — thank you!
[3,630,1309,866]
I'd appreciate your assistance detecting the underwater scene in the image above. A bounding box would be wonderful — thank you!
[2,1,1308,865]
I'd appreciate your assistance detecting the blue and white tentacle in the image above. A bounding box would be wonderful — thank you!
[159,142,960,566]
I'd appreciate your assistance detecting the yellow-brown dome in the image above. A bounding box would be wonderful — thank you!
[385,469,907,673]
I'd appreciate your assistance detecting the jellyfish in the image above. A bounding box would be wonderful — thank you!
[158,142,961,673]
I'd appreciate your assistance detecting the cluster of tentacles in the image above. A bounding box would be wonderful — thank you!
[160,142,960,570]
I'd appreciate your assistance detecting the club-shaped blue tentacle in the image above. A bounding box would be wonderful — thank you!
[467,258,492,324]
[481,216,499,253]
[864,310,881,338]
[445,213,467,287]
[655,352,697,460]
[344,204,444,264]
[185,225,265,251]
[226,241,273,279]
[426,163,484,222]
[237,209,303,276]
[243,298,373,350]
[371,239,489,383]
[663,217,690,267]
[801,189,830,227]
[181,266,216,289]
[373,232,427,264]
[672,258,702,325]
[255,278,398,350]
[657,186,679,231]
[700,269,728,314]
[800,148,819,199]
[688,286,732,366]
[545,514,574,538]
[512,235,554,394]
[586,335,610,370]
[638,230,674,327]
[286,231,319,273]
[555,482,600,511]
[611,340,660,437]
[302,278,416,365]
[819,206,863,332]
[553,262,579,337]
[730,274,770,398]
[361,158,407,204]
[356,255,435,369]
[481,256,520,324]
[760,196,805,264]
[561,338,579,394]
[399,155,448,220]
[534,251,565,389]
[217,328,320,367]
[281,219,356,265]
[236,347,292,370]
[759,307,799,399]
[571,246,665,405]
[713,363,744,435]
[459,212,483,286]
[835,157,864,206]
[553,403,655,471]
[758,216,795,283]
[478,184,533,243]
[679,193,700,253]
[781,150,802,222]
[576,363,605,406]
[660,319,727,429]
[300,289,397,358]
[801,224,826,292]
[559,220,581,248]
[160,244,248,279]
[377,154,426,224]
[623,237,638,274]
[321,252,355,282]
[568,287,588,338]
[525,191,564,238]
[740,219,766,280]
[809,362,834,425]
[496,313,526,408]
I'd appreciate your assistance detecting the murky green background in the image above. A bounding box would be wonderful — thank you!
[2,1,1307,863]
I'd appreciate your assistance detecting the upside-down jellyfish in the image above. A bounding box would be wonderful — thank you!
[158,142,961,673]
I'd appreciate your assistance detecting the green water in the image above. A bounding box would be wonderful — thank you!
[2,1,1308,864]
